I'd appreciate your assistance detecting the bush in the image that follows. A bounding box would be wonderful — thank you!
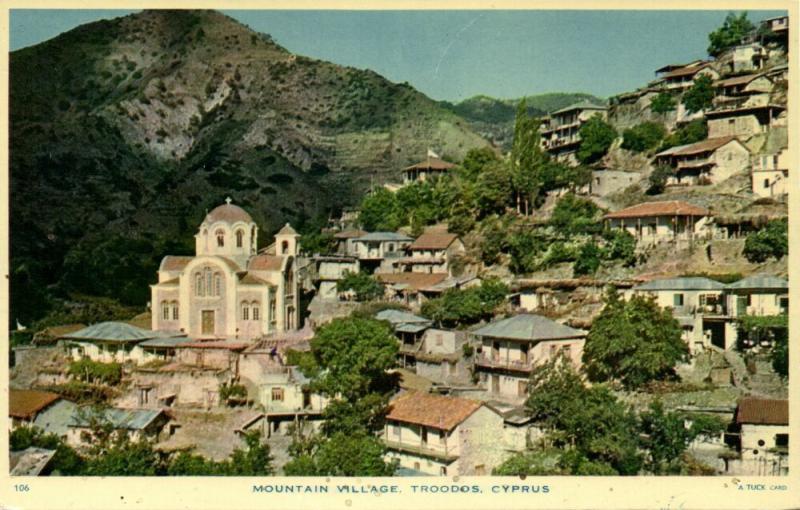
[682,75,715,114]
[602,230,636,266]
[336,271,383,302]
[573,242,602,276]
[219,382,248,403]
[650,92,676,114]
[647,164,675,195]
[660,120,708,152]
[743,219,788,263]
[549,193,602,236]
[68,359,122,385]
[577,115,617,164]
[621,122,667,153]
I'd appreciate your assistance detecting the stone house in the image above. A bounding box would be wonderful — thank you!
[539,102,608,163]
[61,321,187,364]
[717,44,769,74]
[472,314,586,400]
[151,199,302,340]
[653,61,719,91]
[254,366,328,437]
[396,232,465,276]
[351,232,413,272]
[715,73,773,100]
[383,391,512,476]
[627,277,732,352]
[589,170,641,197]
[9,389,62,430]
[751,148,788,198]
[603,200,711,249]
[66,407,169,448]
[376,272,449,308]
[332,229,367,256]
[706,96,785,139]
[654,137,750,186]
[725,275,789,319]
[761,15,789,36]
[375,309,432,368]
[312,255,360,300]
[403,156,456,184]
[413,329,471,386]
[727,397,788,476]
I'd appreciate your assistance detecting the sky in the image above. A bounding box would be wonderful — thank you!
[9,9,787,102]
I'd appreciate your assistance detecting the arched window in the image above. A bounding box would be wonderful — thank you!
[216,229,225,247]
[236,230,244,248]
[282,240,289,254]
[269,300,276,322]
[195,273,204,296]
[205,268,212,296]
[251,226,257,251]
[171,301,179,321]
[252,301,260,321]
[161,301,170,321]
[241,302,250,321]
[286,269,294,293]
[214,273,222,296]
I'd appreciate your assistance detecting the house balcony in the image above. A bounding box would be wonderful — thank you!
[384,439,459,462]
[474,355,534,373]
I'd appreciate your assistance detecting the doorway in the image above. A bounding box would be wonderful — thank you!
[201,310,215,336]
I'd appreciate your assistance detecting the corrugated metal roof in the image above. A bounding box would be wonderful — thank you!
[634,277,726,291]
[61,322,171,343]
[138,336,191,348]
[472,314,585,341]
[70,408,165,430]
[375,309,430,324]
[33,399,79,437]
[355,232,413,242]
[10,447,56,476]
[551,101,607,115]
[726,275,788,290]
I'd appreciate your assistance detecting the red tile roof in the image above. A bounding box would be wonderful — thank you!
[604,200,709,219]
[9,389,61,420]
[377,272,448,291]
[248,255,285,271]
[239,272,268,285]
[409,233,459,251]
[177,341,250,351]
[404,157,456,171]
[716,73,767,88]
[735,397,788,425]
[333,229,368,239]
[386,391,483,431]
[662,62,712,79]
[160,256,193,272]
[656,136,741,157]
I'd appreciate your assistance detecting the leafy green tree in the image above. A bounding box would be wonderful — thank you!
[549,193,602,236]
[167,452,227,475]
[707,12,756,57]
[506,230,543,274]
[577,115,617,164]
[358,188,401,231]
[226,430,275,475]
[421,280,508,328]
[83,438,163,476]
[743,219,788,263]
[300,231,335,256]
[647,164,675,195]
[283,431,397,476]
[621,122,667,153]
[583,289,688,389]
[659,119,708,152]
[68,359,122,385]
[650,92,676,115]
[573,242,602,276]
[771,330,788,378]
[475,160,514,216]
[509,99,548,214]
[602,229,636,266]
[459,147,500,181]
[336,271,384,301]
[682,75,715,114]
[639,400,693,474]
[492,450,566,475]
[479,215,508,265]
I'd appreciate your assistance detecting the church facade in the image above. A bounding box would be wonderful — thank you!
[150,199,301,341]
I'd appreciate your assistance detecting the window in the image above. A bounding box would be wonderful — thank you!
[242,303,250,321]
[214,273,222,296]
[281,240,289,254]
[421,427,428,444]
[216,230,225,247]
[758,439,765,447]
[271,388,284,401]
[252,302,260,321]
[474,464,486,476]
[562,345,572,358]
[438,430,445,443]
[236,230,244,248]
[195,273,204,296]
[764,178,770,189]
[205,268,212,296]
[171,301,179,321]
[673,293,685,307]
[439,467,447,476]
[435,334,443,346]
[162,301,170,321]
[269,300,276,322]
[251,226,257,250]
[776,434,788,448]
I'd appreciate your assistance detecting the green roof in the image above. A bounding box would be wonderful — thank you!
[70,408,165,430]
[472,314,585,341]
[634,277,726,291]
[375,309,430,325]
[356,232,413,242]
[62,322,181,343]
[726,275,788,291]
[33,400,79,437]
[138,336,191,348]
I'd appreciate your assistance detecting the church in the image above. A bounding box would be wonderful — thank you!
[150,199,301,341]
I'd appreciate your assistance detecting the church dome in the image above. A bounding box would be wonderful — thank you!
[204,198,253,225]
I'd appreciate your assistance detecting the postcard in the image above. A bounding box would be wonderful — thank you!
[1,1,798,509]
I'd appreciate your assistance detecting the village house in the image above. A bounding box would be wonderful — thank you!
[9,389,63,430]
[751,148,788,198]
[653,137,750,186]
[628,277,732,352]
[151,199,301,340]
[539,102,608,163]
[383,391,513,476]
[66,407,170,448]
[714,73,773,101]
[332,229,367,256]
[376,309,433,368]
[705,96,785,139]
[413,328,471,386]
[728,397,788,476]
[653,61,719,91]
[311,255,360,300]
[717,43,768,74]
[61,321,187,364]
[603,200,711,249]
[251,366,328,437]
[589,170,641,197]
[396,232,465,276]
[351,232,413,271]
[377,272,449,308]
[402,156,456,184]
[472,314,586,400]
[725,275,788,319]
[761,15,789,37]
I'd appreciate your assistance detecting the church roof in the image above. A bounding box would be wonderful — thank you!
[204,200,253,225]
[277,223,299,236]
[160,256,193,272]
[239,272,269,285]
[248,254,285,272]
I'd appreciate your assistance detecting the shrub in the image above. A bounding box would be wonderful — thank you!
[68,359,122,385]
[647,164,675,195]
[743,219,788,263]
[573,242,602,276]
[621,122,667,153]
[650,92,676,114]
[577,115,617,164]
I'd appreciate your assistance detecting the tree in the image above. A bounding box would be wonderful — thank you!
[708,12,756,57]
[226,430,275,475]
[420,280,508,328]
[639,401,693,474]
[509,99,548,214]
[549,193,601,236]
[583,289,688,389]
[283,431,397,476]
[647,164,675,195]
[573,242,602,276]
[650,92,676,115]
[577,115,617,164]
[602,229,636,266]
[10,426,84,475]
[493,450,565,475]
[743,219,788,263]
[475,160,513,216]
[621,122,667,153]
[336,271,383,301]
[459,147,499,181]
[358,188,401,231]
[682,75,715,114]
[660,119,708,152]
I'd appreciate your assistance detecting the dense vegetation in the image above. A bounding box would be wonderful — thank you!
[682,75,715,113]
[576,115,617,164]
[621,122,667,153]
[707,12,756,57]
[420,279,509,328]
[743,219,788,263]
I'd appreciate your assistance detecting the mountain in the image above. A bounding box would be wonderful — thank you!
[9,9,490,321]
[441,92,604,149]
